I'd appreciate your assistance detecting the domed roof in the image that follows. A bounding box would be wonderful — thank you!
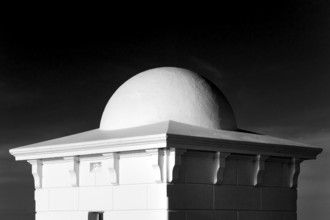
[100,67,237,131]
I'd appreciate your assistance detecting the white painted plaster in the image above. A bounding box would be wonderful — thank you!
[8,68,322,220]
[100,67,237,130]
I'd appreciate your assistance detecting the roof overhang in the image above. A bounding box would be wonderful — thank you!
[10,121,323,161]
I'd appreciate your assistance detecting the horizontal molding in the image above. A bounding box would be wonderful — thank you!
[10,134,167,160]
[167,134,322,160]
[10,133,322,161]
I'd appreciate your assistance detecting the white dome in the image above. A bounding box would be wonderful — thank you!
[100,67,237,130]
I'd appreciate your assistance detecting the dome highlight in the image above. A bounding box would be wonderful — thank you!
[100,67,237,130]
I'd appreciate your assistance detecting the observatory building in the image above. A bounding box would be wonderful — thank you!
[10,67,322,220]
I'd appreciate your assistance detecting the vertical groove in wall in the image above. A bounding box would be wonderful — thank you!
[212,185,215,210]
[235,159,238,186]
[146,184,149,209]
[260,187,263,210]
[77,188,80,210]
[281,162,284,187]
[111,186,114,210]
[47,189,50,211]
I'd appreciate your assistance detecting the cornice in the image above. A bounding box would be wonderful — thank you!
[9,121,322,161]
[10,134,167,160]
[167,134,322,159]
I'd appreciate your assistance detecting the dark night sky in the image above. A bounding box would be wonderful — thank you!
[1,2,330,219]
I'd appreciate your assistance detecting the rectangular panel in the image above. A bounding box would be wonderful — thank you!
[104,210,168,220]
[222,158,237,185]
[238,211,283,220]
[113,185,148,210]
[119,155,155,184]
[80,160,97,186]
[184,153,216,184]
[168,183,213,210]
[237,158,255,186]
[35,189,49,211]
[42,162,72,188]
[48,188,79,211]
[36,211,88,220]
[147,184,168,209]
[186,211,237,220]
[284,212,297,220]
[214,185,260,210]
[79,186,113,211]
[261,187,297,211]
[263,161,283,187]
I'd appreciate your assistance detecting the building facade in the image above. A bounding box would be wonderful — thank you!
[10,67,322,220]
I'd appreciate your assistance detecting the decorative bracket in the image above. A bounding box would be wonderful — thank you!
[167,148,186,183]
[28,159,43,189]
[214,152,230,184]
[63,156,79,187]
[289,157,302,189]
[103,153,120,185]
[253,154,269,186]
[146,149,165,183]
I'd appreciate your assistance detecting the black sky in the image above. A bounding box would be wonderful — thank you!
[1,2,330,219]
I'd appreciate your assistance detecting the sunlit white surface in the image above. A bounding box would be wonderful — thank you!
[100,67,237,130]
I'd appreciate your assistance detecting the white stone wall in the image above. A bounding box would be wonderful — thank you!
[32,149,299,220]
[34,150,169,220]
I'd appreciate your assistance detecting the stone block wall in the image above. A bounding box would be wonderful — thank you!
[34,151,169,220]
[31,148,301,220]
[167,152,299,220]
